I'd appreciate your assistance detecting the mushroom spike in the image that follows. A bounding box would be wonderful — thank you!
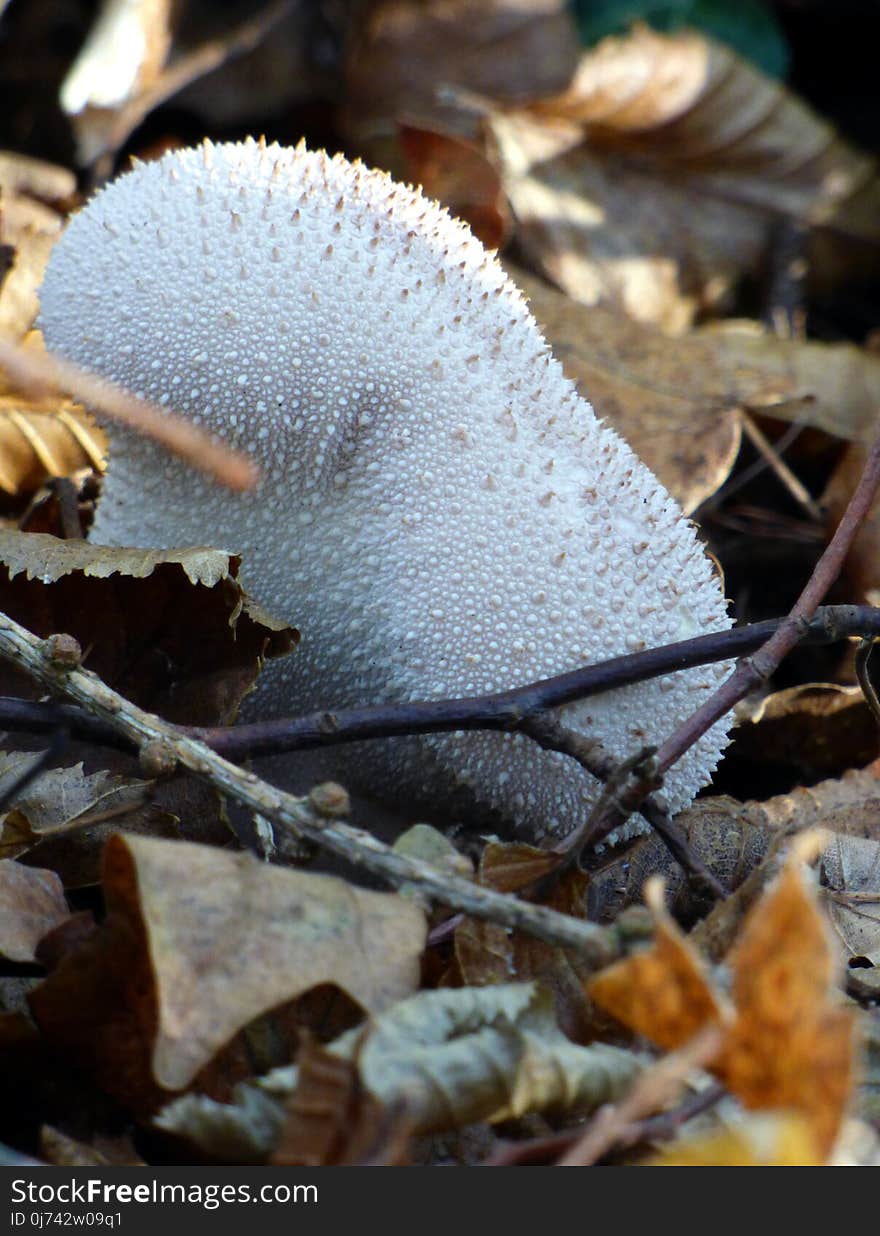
[39,141,732,843]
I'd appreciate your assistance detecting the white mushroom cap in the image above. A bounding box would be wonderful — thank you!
[39,138,732,842]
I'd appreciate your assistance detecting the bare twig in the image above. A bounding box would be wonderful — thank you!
[739,410,821,522]
[0,337,258,491]
[855,638,880,727]
[654,434,880,781]
[3,605,873,761]
[0,609,620,965]
[556,1027,724,1166]
[2,603,878,898]
[544,435,880,863]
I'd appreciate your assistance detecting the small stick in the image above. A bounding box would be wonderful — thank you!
[0,338,258,491]
[655,433,880,781]
[855,638,880,727]
[0,606,876,760]
[739,410,822,522]
[556,1027,724,1167]
[0,610,621,965]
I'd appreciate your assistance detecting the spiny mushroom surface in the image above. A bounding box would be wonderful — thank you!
[39,138,732,843]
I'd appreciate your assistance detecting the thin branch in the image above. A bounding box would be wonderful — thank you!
[547,433,880,860]
[0,337,258,492]
[1,603,877,898]
[0,610,620,965]
[855,638,880,728]
[3,606,875,761]
[655,434,880,780]
[193,604,880,758]
[556,1027,724,1166]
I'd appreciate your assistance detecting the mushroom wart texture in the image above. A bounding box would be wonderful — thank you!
[39,138,733,843]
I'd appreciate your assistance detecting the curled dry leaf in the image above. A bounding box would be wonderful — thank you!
[490,26,880,331]
[271,1037,413,1167]
[536,26,879,240]
[156,983,643,1162]
[590,844,859,1160]
[30,833,427,1104]
[0,860,70,963]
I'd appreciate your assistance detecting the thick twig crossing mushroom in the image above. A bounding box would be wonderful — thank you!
[39,138,732,842]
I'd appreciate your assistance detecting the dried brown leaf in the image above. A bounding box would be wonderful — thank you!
[0,226,56,342]
[0,530,296,724]
[0,860,70,963]
[30,833,427,1106]
[455,840,598,1041]
[821,834,880,965]
[586,795,770,923]
[157,983,643,1159]
[0,754,178,887]
[718,845,858,1160]
[589,879,728,1050]
[0,394,104,496]
[591,844,859,1161]
[344,0,578,153]
[509,266,880,509]
[589,761,880,924]
[271,1036,412,1166]
[491,26,880,330]
[538,26,879,240]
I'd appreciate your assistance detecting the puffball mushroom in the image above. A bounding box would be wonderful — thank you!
[39,138,732,843]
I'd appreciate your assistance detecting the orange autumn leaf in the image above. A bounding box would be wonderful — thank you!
[651,1113,823,1167]
[717,849,859,1160]
[590,842,858,1160]
[588,878,728,1051]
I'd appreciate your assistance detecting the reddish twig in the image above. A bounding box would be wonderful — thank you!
[567,433,880,855]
